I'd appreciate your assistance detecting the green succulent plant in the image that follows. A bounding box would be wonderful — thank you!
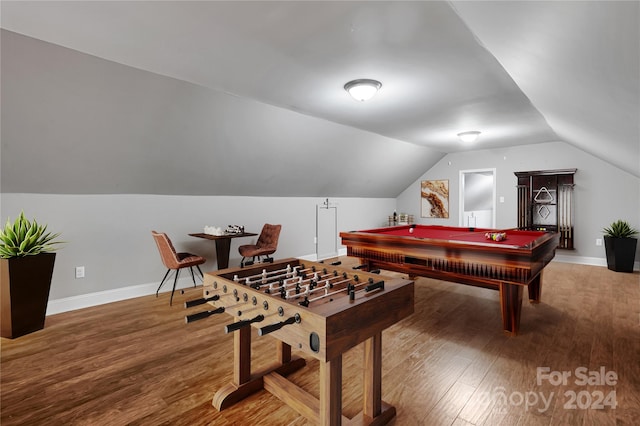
[603,220,639,239]
[0,212,63,258]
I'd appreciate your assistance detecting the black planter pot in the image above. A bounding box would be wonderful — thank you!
[604,237,637,273]
[0,253,56,338]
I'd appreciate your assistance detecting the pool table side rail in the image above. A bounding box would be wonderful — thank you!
[341,230,559,288]
[348,225,551,249]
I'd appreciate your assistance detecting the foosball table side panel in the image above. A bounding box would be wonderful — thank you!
[201,258,414,362]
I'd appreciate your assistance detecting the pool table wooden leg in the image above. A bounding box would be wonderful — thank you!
[499,282,523,335]
[527,272,542,303]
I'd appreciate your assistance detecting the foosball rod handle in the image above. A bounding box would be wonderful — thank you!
[185,306,225,323]
[365,280,385,292]
[258,314,301,336]
[184,295,220,308]
[224,314,265,333]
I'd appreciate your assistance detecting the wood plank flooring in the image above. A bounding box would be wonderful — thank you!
[1,258,639,425]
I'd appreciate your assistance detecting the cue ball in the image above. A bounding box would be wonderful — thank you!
[409,228,414,233]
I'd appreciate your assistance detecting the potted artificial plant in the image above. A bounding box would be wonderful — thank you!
[0,212,63,338]
[603,219,638,273]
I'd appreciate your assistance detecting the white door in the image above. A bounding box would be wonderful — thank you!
[316,201,338,260]
[460,169,496,228]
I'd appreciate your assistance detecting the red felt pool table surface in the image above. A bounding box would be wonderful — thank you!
[340,224,560,335]
[361,225,546,248]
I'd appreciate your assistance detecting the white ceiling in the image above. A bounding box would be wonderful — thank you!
[452,1,639,177]
[1,1,638,195]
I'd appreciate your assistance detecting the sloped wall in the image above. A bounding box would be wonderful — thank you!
[1,29,441,198]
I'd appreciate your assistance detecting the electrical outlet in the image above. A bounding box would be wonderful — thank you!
[75,266,85,279]
[596,239,603,247]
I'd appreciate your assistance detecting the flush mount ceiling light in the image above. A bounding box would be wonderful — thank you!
[457,131,481,143]
[344,79,382,102]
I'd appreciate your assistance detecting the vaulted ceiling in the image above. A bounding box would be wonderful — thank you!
[1,1,638,197]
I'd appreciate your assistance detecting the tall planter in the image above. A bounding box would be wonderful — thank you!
[604,236,637,273]
[0,253,56,338]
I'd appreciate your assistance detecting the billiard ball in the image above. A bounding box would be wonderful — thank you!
[409,228,414,234]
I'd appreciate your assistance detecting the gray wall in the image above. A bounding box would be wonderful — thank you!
[7,138,636,305]
[397,141,640,261]
[1,30,441,198]
[1,194,394,300]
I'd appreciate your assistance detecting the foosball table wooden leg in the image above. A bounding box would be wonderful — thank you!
[313,334,396,426]
[213,325,256,410]
[213,324,306,411]
[360,332,396,425]
[320,355,343,425]
[235,325,251,384]
[277,340,291,364]
[364,333,382,418]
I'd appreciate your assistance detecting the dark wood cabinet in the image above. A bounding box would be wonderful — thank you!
[515,169,576,249]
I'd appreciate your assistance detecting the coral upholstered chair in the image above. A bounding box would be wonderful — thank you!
[238,224,281,267]
[152,231,206,306]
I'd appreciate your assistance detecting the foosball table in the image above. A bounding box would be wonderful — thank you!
[185,258,414,425]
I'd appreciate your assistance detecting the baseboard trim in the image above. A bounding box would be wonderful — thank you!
[46,276,199,316]
[552,254,639,270]
[47,250,628,316]
[552,254,607,267]
[298,248,348,262]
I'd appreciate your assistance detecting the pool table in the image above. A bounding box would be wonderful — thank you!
[340,225,559,335]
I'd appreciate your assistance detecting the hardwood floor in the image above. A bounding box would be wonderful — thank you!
[1,258,639,425]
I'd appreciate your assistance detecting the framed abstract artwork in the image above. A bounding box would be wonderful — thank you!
[421,180,449,218]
